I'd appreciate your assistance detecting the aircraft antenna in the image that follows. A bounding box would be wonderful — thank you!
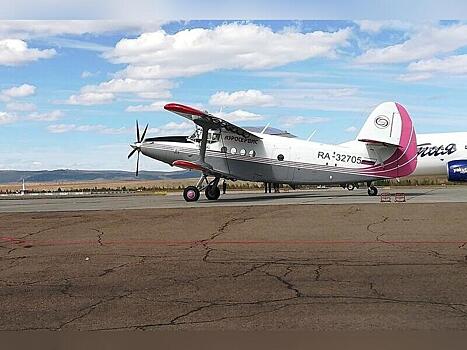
[260,123,270,134]
[307,130,317,141]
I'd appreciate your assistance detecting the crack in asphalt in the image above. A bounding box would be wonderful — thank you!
[314,265,322,281]
[89,290,467,331]
[91,228,105,247]
[368,216,465,264]
[56,291,133,330]
[369,282,385,297]
[263,270,304,298]
[231,261,271,278]
[3,204,467,331]
[60,278,73,298]
[98,262,132,277]
[367,216,389,241]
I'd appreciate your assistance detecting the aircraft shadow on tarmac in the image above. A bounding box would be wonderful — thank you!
[205,190,432,203]
[212,191,367,203]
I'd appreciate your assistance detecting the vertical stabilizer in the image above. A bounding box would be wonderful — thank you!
[358,102,418,178]
[357,102,403,146]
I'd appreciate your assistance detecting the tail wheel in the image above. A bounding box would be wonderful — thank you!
[183,186,200,202]
[367,186,378,196]
[205,185,221,200]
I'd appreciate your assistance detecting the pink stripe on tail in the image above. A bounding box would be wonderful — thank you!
[359,103,417,178]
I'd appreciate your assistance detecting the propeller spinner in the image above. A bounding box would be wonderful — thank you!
[128,120,148,176]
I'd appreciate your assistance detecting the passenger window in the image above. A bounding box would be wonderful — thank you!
[277,154,284,161]
[240,149,246,156]
[249,150,256,157]
[230,147,237,155]
[221,146,227,153]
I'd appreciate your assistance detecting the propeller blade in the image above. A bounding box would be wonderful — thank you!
[140,123,149,141]
[136,120,140,143]
[136,151,140,176]
[127,147,138,159]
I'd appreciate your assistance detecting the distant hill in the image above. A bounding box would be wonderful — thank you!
[0,169,196,184]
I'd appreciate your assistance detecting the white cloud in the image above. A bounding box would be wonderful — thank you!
[81,78,173,95]
[65,92,115,105]
[47,123,129,134]
[209,89,275,107]
[281,115,329,127]
[27,110,64,121]
[0,39,55,66]
[6,101,36,112]
[0,20,164,39]
[397,54,467,81]
[81,70,96,78]
[106,23,351,79]
[147,121,194,136]
[217,110,264,122]
[356,23,467,64]
[0,111,17,125]
[66,78,172,105]
[46,124,75,133]
[409,54,467,75]
[1,83,36,100]
[397,72,433,82]
[68,23,348,108]
[126,100,168,112]
[356,20,412,34]
[345,126,358,133]
[272,87,372,112]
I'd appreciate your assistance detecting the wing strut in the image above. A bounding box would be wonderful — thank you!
[198,125,212,170]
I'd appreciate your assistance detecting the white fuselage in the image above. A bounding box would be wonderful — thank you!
[414,132,467,176]
[141,131,466,184]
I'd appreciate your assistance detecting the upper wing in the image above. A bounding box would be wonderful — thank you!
[164,103,261,140]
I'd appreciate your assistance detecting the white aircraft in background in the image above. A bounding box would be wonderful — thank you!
[129,101,424,202]
[413,132,467,181]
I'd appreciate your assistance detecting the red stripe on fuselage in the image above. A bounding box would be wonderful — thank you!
[172,160,205,171]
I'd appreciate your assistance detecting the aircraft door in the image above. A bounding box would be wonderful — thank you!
[204,129,229,174]
[213,131,230,174]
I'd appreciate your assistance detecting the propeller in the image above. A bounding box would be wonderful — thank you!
[128,120,149,176]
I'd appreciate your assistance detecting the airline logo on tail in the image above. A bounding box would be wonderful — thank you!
[374,115,390,129]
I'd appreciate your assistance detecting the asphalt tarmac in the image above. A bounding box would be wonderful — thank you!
[1,198,467,330]
[0,186,466,212]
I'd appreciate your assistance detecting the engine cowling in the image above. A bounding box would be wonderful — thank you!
[447,160,467,182]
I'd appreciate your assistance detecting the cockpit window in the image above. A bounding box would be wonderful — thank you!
[209,132,220,143]
[188,128,221,143]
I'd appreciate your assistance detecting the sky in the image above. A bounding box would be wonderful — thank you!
[1,18,467,171]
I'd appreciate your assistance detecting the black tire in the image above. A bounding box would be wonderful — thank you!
[347,184,355,191]
[183,186,200,202]
[367,186,378,196]
[205,185,221,200]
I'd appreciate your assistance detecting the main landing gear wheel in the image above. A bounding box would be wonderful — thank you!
[346,183,355,191]
[205,185,221,200]
[183,186,200,202]
[367,186,378,196]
